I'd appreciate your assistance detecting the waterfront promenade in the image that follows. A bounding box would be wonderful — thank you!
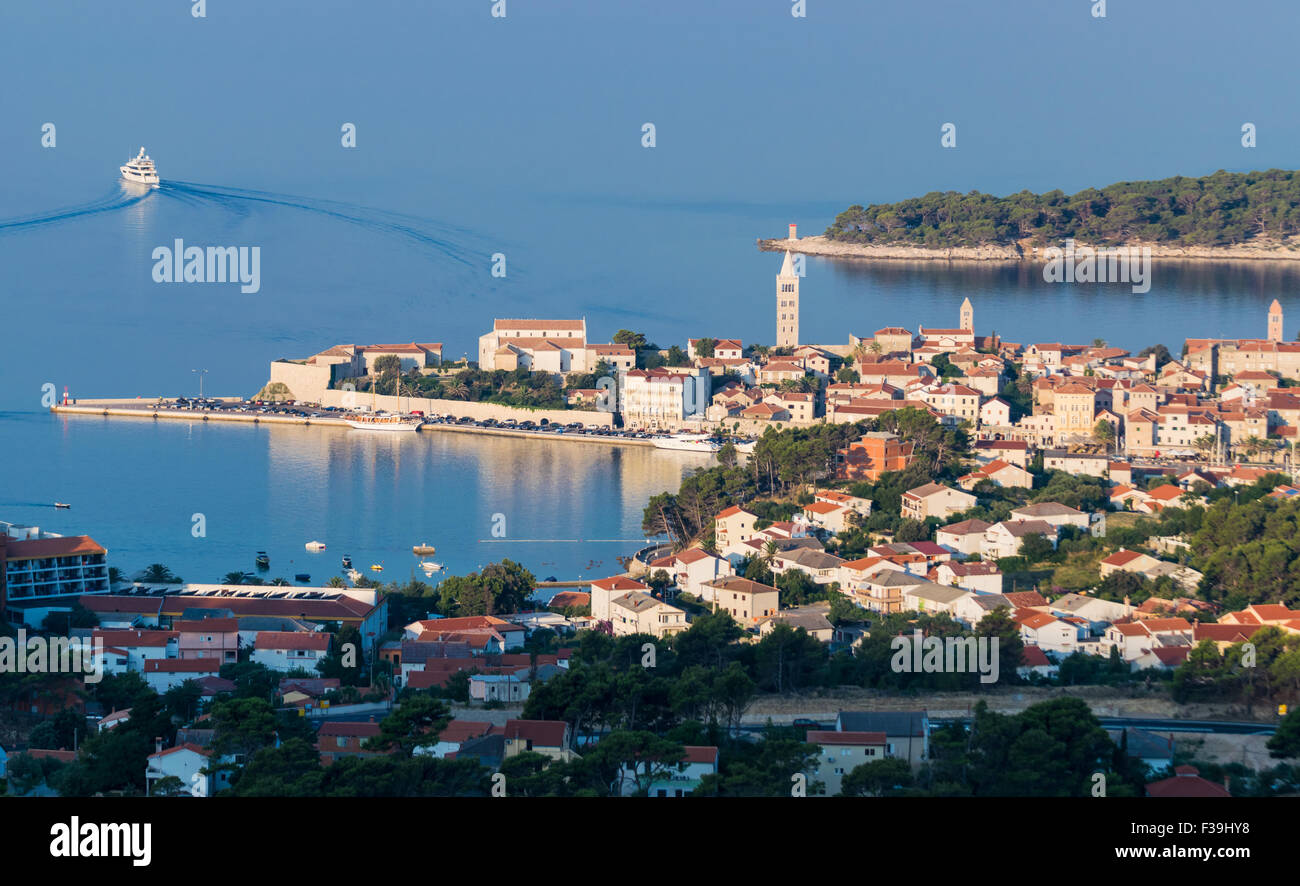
[50,398,659,448]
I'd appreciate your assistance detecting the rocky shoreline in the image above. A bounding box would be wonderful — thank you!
[758,234,1300,263]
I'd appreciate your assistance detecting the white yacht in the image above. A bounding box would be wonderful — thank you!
[120,147,160,186]
[345,413,421,432]
[653,433,722,453]
[305,540,327,552]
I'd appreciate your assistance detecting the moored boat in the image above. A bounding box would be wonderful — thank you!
[346,413,420,432]
[653,433,722,453]
[305,540,327,552]
[341,555,353,569]
[294,573,311,582]
[255,551,270,569]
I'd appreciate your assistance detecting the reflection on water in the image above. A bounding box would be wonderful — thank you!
[814,256,1300,347]
[6,413,710,586]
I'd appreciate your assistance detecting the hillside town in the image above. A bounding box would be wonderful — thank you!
[5,243,1300,800]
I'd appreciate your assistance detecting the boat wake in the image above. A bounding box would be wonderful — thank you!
[162,180,483,268]
[0,186,155,233]
[0,180,491,270]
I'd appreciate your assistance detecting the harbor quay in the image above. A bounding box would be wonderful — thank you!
[48,397,659,448]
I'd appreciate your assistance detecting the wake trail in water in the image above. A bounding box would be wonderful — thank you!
[0,187,154,233]
[163,181,484,269]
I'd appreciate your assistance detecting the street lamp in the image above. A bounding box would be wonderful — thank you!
[192,368,209,399]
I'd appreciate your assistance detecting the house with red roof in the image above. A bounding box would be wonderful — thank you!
[176,618,240,664]
[619,745,720,797]
[251,631,332,672]
[1146,766,1232,798]
[143,658,223,693]
[317,721,385,764]
[1017,645,1059,679]
[589,576,653,624]
[805,731,890,796]
[145,742,229,796]
[91,628,178,672]
[502,719,574,762]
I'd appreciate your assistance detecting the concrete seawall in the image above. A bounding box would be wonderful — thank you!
[49,400,657,447]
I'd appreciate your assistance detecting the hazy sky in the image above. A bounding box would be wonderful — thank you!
[3,0,1294,211]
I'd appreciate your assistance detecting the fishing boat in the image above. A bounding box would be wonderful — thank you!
[412,543,437,556]
[341,555,353,569]
[255,552,270,569]
[54,502,71,509]
[294,573,311,582]
[370,563,384,572]
[653,432,722,453]
[305,540,327,552]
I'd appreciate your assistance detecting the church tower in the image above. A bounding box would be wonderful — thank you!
[776,250,800,348]
[959,297,973,332]
[1268,299,1283,342]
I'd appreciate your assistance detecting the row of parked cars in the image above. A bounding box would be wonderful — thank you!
[163,400,662,439]
[165,398,331,420]
[419,414,649,438]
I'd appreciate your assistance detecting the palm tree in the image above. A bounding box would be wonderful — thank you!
[140,563,180,583]
[222,571,252,586]
[446,379,470,400]
[325,576,347,588]
[761,539,779,567]
[269,577,291,586]
[1243,435,1268,461]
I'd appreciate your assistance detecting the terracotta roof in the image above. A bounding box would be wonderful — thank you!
[502,719,567,747]
[2,535,106,561]
[255,631,331,651]
[92,629,177,648]
[807,730,887,746]
[590,576,650,592]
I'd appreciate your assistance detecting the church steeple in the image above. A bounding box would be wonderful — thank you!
[960,297,973,332]
[1268,299,1283,343]
[776,250,800,348]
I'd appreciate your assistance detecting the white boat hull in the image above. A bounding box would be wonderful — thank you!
[653,436,721,453]
[345,419,420,432]
[121,170,159,186]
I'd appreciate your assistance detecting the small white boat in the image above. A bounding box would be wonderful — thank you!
[120,147,160,186]
[346,413,420,432]
[420,561,444,573]
[305,541,327,552]
[653,433,722,453]
[54,502,71,509]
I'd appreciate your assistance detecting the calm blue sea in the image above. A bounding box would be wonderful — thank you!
[2,0,1298,583]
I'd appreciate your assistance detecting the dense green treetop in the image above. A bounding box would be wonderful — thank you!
[826,168,1300,248]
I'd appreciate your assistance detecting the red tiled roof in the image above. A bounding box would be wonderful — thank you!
[502,719,567,747]
[255,631,330,651]
[807,730,887,746]
[3,535,106,560]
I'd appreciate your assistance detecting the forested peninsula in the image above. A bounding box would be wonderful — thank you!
[759,169,1300,262]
